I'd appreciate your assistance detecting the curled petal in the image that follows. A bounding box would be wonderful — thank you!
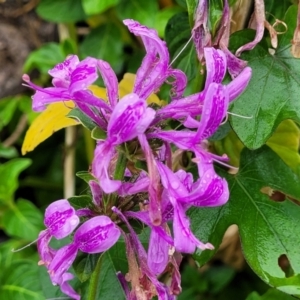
[195,83,228,141]
[171,199,214,253]
[138,134,162,225]
[75,216,120,253]
[98,60,119,107]
[204,48,227,88]
[235,0,265,56]
[226,66,252,102]
[31,87,70,112]
[89,180,102,206]
[37,230,56,267]
[124,19,169,100]
[49,243,78,284]
[44,199,79,239]
[167,69,187,100]
[92,142,121,193]
[157,162,189,199]
[49,55,80,88]
[156,92,204,122]
[148,228,169,275]
[221,46,248,79]
[118,173,150,196]
[108,93,155,145]
[69,57,98,93]
[182,166,229,207]
[192,0,211,62]
[147,130,196,150]
[60,273,80,300]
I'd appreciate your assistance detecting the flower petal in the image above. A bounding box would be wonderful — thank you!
[195,83,228,141]
[75,216,121,253]
[226,66,252,102]
[92,142,121,193]
[148,228,169,275]
[44,199,79,239]
[97,60,119,107]
[124,19,169,100]
[204,48,227,89]
[69,57,98,93]
[49,55,80,88]
[48,243,78,284]
[37,230,56,267]
[108,93,155,145]
[60,273,80,300]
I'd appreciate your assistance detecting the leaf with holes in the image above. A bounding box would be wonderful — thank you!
[190,146,300,295]
[229,5,300,149]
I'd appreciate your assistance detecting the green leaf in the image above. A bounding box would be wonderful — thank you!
[80,23,123,73]
[76,170,95,183]
[246,288,295,300]
[74,252,102,282]
[68,195,92,209]
[116,0,159,28]
[67,107,96,131]
[165,12,199,82]
[23,43,65,74]
[229,6,300,149]
[91,127,107,140]
[0,158,31,203]
[0,97,19,130]
[0,239,37,270]
[2,199,44,241]
[0,145,18,159]
[81,252,126,300]
[82,0,119,15]
[191,146,300,293]
[154,7,184,38]
[0,260,43,300]
[36,0,86,23]
[186,0,197,26]
[209,0,223,36]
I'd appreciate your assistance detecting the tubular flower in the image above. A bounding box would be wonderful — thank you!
[37,200,79,267]
[25,17,253,300]
[48,216,120,299]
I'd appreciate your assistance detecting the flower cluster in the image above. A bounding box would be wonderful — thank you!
[24,19,251,300]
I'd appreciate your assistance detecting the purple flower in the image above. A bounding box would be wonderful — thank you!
[37,199,79,267]
[92,93,155,193]
[23,56,111,128]
[157,162,218,253]
[124,19,187,101]
[48,216,120,299]
[156,47,251,122]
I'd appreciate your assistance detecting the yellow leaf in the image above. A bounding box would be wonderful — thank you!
[88,85,107,100]
[21,101,77,155]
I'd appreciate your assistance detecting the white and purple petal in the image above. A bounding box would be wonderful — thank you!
[124,19,170,100]
[44,199,79,239]
[108,93,155,145]
[74,216,120,253]
[49,55,80,88]
[69,57,98,93]
[204,47,227,89]
[92,142,121,193]
[97,60,119,107]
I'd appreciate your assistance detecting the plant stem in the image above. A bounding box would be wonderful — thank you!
[87,254,103,300]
